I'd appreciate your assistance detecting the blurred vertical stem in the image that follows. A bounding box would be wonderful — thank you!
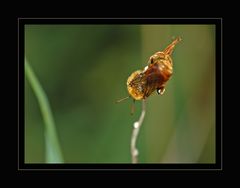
[131,100,146,163]
[25,59,64,163]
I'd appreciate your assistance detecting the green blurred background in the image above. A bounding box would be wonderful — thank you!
[25,24,215,163]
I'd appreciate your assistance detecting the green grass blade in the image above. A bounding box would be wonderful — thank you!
[25,59,64,163]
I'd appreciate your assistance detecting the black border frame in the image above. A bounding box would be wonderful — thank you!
[19,18,222,171]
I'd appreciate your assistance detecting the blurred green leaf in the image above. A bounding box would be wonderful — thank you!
[25,59,63,163]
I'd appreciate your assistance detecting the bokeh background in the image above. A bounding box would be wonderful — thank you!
[25,24,215,163]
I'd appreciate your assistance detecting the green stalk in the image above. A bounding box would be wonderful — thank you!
[25,59,64,163]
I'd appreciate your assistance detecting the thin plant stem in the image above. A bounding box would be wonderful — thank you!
[25,59,64,163]
[131,99,146,163]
